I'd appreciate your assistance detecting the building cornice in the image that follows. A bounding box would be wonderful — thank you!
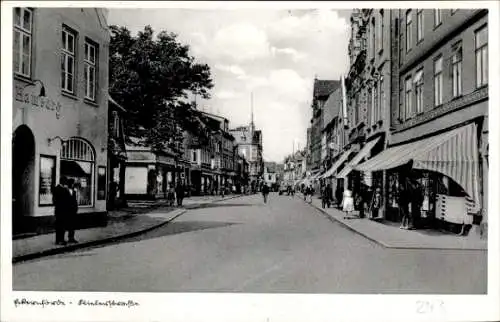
[392,87,488,133]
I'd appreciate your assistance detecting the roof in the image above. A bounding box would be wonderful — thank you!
[313,79,340,98]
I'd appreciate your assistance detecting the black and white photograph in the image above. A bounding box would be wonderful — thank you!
[1,1,499,322]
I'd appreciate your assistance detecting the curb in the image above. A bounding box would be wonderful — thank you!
[303,198,390,249]
[13,209,187,264]
[13,194,244,263]
[303,197,487,251]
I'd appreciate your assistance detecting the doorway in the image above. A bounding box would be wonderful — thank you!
[12,125,36,234]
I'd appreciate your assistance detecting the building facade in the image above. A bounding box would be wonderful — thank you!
[309,79,340,174]
[230,123,264,191]
[12,8,110,234]
[354,9,488,236]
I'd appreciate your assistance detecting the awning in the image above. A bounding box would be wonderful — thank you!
[355,123,480,209]
[336,137,381,178]
[320,147,355,179]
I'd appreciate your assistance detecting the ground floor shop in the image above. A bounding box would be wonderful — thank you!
[355,121,487,237]
[12,125,108,235]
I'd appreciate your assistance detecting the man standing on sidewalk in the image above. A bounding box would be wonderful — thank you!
[52,176,70,245]
[175,182,185,207]
[66,179,79,244]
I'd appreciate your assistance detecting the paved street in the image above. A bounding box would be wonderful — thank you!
[13,194,486,294]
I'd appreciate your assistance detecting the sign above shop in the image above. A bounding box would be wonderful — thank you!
[15,81,62,119]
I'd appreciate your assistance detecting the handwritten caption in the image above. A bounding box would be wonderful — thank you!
[14,298,140,309]
[416,300,445,314]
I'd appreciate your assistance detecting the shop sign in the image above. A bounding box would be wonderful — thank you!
[15,82,62,119]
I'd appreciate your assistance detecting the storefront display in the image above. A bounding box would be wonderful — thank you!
[39,155,56,205]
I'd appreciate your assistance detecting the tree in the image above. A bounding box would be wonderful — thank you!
[109,25,214,151]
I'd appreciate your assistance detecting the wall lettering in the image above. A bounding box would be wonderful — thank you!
[15,84,62,119]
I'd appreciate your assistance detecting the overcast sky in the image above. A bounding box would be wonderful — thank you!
[108,8,351,163]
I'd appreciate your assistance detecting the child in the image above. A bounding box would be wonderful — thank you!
[342,188,355,219]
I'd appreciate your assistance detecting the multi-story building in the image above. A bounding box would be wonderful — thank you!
[339,9,394,200]
[199,111,236,193]
[12,8,110,234]
[263,162,278,190]
[356,9,488,236]
[230,120,264,191]
[309,79,340,175]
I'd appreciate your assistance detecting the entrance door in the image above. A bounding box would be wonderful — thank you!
[12,125,35,234]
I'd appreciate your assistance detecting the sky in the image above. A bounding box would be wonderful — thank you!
[108,8,351,163]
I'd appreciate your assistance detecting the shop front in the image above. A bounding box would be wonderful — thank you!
[12,82,108,235]
[355,123,483,233]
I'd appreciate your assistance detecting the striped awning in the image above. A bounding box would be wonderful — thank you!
[355,123,480,209]
[337,137,381,179]
[320,147,355,179]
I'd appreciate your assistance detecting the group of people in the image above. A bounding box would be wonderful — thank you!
[53,176,79,245]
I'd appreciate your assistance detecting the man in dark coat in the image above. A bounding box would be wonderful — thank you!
[52,176,70,245]
[66,179,79,243]
[175,182,185,207]
[262,183,270,203]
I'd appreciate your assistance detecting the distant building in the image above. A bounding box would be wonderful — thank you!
[263,162,278,188]
[230,119,264,189]
[309,79,340,174]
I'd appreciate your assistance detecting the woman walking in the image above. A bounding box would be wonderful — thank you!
[342,187,355,219]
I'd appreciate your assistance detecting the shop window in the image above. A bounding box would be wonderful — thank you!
[39,155,56,206]
[60,138,95,206]
[97,166,106,200]
[13,7,33,77]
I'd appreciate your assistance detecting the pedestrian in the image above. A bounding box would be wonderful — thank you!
[369,186,382,220]
[322,184,332,208]
[355,190,365,218]
[342,187,355,219]
[52,176,70,245]
[167,184,175,206]
[175,182,184,207]
[335,186,343,209]
[399,179,411,229]
[66,179,79,244]
[262,183,270,203]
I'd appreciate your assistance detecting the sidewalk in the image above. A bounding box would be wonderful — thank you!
[13,194,242,263]
[303,194,487,250]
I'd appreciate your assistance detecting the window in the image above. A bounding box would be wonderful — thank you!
[371,18,376,58]
[379,75,385,121]
[60,138,95,206]
[97,166,106,200]
[414,69,424,114]
[417,9,424,42]
[13,8,32,77]
[434,56,443,106]
[475,25,488,88]
[405,77,413,120]
[39,155,56,206]
[192,150,197,162]
[61,26,76,93]
[369,88,374,126]
[452,43,462,97]
[378,10,384,53]
[434,9,442,27]
[406,10,412,52]
[374,81,379,123]
[84,40,97,100]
